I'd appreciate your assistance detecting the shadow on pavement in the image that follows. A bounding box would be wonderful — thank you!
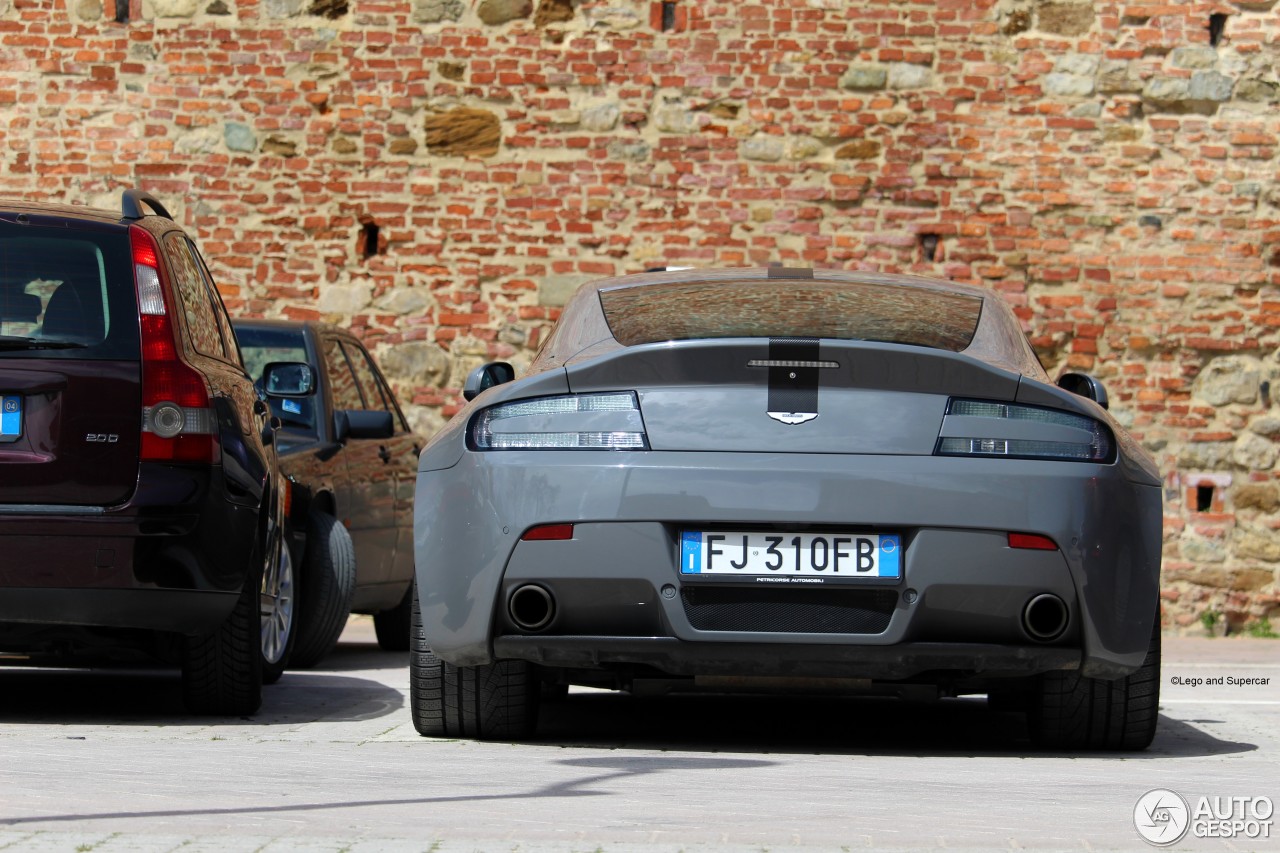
[0,662,403,726]
[531,691,1257,759]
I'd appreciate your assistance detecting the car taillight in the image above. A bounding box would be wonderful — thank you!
[132,226,218,464]
[469,392,648,450]
[934,399,1113,463]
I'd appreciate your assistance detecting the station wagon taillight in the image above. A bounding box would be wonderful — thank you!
[131,226,218,463]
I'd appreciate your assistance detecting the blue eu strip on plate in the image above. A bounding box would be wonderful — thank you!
[1,395,21,438]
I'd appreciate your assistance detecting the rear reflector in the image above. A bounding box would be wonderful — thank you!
[521,524,574,541]
[1008,532,1058,551]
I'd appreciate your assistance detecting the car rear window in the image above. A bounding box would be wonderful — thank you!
[598,279,983,351]
[0,221,138,360]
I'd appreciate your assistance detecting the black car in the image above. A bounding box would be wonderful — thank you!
[0,190,304,714]
[233,320,421,668]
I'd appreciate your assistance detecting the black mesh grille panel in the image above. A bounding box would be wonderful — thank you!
[681,586,897,634]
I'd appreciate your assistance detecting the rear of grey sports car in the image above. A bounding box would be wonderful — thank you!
[411,268,1163,749]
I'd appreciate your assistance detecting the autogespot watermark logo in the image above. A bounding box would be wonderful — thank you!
[1134,789,1274,846]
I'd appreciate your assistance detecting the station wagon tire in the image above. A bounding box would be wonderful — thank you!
[181,561,263,716]
[373,580,414,651]
[259,510,297,685]
[410,592,539,740]
[1028,616,1160,751]
[289,510,356,669]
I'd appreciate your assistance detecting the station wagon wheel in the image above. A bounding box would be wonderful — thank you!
[259,515,297,685]
[181,553,263,716]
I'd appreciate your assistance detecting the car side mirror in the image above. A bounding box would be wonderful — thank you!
[1058,372,1109,410]
[262,361,316,397]
[463,361,515,402]
[335,409,395,441]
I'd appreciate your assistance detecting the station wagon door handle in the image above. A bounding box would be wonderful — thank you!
[378,445,391,463]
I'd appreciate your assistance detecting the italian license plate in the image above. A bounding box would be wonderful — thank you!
[0,395,20,442]
[680,530,900,583]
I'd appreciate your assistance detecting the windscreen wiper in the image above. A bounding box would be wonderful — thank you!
[0,335,89,350]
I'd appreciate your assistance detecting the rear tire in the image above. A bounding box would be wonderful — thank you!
[182,563,263,716]
[373,580,413,652]
[1028,617,1160,751]
[289,511,356,669]
[409,592,539,740]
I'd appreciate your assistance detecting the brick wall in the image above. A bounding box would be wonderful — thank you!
[1,0,1277,631]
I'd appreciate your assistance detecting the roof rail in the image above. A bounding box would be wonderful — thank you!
[121,189,174,222]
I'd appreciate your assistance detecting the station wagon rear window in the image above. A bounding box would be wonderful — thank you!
[598,279,982,351]
[0,223,137,360]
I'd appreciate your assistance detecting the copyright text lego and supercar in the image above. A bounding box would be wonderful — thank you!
[1168,674,1271,687]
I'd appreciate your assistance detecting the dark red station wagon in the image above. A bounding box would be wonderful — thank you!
[0,190,294,714]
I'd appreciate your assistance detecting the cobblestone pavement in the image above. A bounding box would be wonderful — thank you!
[1,620,1277,852]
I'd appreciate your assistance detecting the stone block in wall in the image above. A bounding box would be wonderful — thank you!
[1250,415,1280,438]
[1236,79,1279,103]
[478,0,531,25]
[424,108,501,157]
[786,137,823,160]
[887,63,933,90]
[144,0,198,16]
[412,0,463,23]
[1036,2,1094,36]
[1044,73,1094,97]
[580,102,620,133]
[839,65,887,91]
[1170,47,1219,70]
[1233,528,1280,564]
[582,5,640,30]
[1097,60,1142,94]
[378,341,450,387]
[317,281,372,315]
[655,106,709,134]
[375,287,432,316]
[263,0,305,16]
[1181,534,1228,563]
[1233,432,1277,471]
[1193,355,1260,405]
[224,122,258,153]
[741,136,785,162]
[1143,77,1191,105]
[1234,484,1280,513]
[607,139,650,161]
[1189,71,1234,102]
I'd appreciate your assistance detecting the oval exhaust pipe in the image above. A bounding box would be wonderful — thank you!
[1023,593,1068,642]
[509,584,555,632]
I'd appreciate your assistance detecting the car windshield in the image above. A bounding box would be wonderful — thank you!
[599,278,983,350]
[235,324,319,439]
[0,227,134,358]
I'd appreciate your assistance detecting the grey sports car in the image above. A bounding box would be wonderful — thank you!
[410,267,1163,749]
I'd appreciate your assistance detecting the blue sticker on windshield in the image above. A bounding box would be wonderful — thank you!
[1,396,21,439]
[281,399,302,415]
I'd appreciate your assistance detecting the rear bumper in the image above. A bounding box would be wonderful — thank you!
[0,464,259,635]
[415,450,1163,679]
[494,636,1080,681]
[0,588,238,635]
